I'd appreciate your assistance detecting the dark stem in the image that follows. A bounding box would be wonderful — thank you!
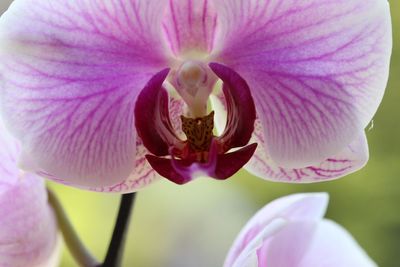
[101,193,137,267]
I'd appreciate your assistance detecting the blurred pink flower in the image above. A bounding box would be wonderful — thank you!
[0,0,391,192]
[224,193,376,267]
[0,121,60,267]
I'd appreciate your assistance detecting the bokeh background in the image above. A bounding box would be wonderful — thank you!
[0,1,399,266]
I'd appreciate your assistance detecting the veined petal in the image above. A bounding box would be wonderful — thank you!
[224,193,328,267]
[38,137,160,193]
[0,0,170,187]
[214,0,392,167]
[211,95,368,182]
[89,137,160,193]
[162,0,218,56]
[245,120,369,183]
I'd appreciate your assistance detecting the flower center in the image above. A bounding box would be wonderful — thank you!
[174,61,218,161]
[134,63,257,184]
[181,111,214,152]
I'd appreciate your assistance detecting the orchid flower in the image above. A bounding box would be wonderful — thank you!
[0,120,60,267]
[224,193,377,267]
[0,0,392,192]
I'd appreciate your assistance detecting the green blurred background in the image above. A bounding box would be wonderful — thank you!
[1,1,399,266]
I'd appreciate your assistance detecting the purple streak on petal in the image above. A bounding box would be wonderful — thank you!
[209,63,256,152]
[214,0,392,168]
[213,143,257,180]
[162,0,218,55]
[246,119,369,183]
[0,0,171,188]
[135,69,173,156]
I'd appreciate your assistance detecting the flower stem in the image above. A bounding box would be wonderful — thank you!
[101,193,136,267]
[47,189,100,267]
[48,189,136,267]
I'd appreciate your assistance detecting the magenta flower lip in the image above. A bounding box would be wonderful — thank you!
[0,0,392,192]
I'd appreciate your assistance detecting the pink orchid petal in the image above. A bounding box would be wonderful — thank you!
[214,0,392,167]
[245,119,369,183]
[226,193,376,267]
[0,174,60,267]
[296,220,377,267]
[0,121,59,267]
[257,221,317,267]
[0,128,20,187]
[258,220,376,267]
[162,0,218,56]
[232,218,286,267]
[0,0,171,187]
[211,95,368,182]
[237,254,258,267]
[224,193,328,267]
[0,119,23,188]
